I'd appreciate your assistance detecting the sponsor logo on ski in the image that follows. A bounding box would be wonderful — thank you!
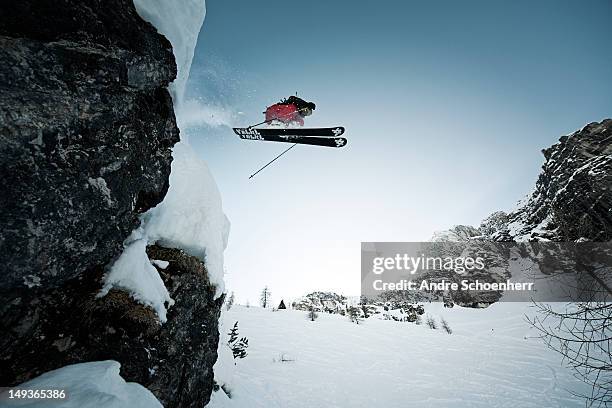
[333,127,343,136]
[236,128,264,140]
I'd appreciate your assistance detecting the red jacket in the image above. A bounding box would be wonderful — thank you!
[265,103,304,126]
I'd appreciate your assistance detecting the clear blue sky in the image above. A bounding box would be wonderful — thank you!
[183,0,612,304]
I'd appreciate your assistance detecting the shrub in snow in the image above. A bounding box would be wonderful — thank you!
[415,314,423,325]
[227,321,248,360]
[225,291,235,311]
[426,315,438,330]
[360,304,378,319]
[308,306,319,321]
[441,318,453,334]
[273,353,295,363]
[405,311,418,323]
[348,306,363,324]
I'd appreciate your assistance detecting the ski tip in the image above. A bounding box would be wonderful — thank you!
[334,137,348,148]
[331,126,345,136]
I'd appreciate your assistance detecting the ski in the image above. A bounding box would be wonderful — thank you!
[236,126,344,137]
[233,128,347,148]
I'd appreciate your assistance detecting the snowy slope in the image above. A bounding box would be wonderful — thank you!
[210,304,589,408]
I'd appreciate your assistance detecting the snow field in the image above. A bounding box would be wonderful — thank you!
[211,303,589,408]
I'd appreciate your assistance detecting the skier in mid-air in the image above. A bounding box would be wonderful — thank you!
[232,95,345,150]
[264,95,316,126]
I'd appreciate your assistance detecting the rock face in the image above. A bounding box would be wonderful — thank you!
[431,119,612,306]
[0,0,179,290]
[0,1,222,407]
[504,119,612,242]
[1,247,222,408]
[436,119,612,243]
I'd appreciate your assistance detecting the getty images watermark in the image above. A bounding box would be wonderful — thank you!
[361,242,612,302]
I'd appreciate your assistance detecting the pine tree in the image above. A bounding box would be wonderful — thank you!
[228,321,239,344]
[227,321,248,360]
[348,306,363,324]
[260,286,271,308]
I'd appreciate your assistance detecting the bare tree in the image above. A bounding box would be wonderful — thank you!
[528,302,611,407]
[526,247,612,407]
[260,286,271,308]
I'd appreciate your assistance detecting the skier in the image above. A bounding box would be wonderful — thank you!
[264,96,316,127]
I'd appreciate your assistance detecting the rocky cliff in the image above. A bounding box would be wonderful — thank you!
[0,1,221,406]
[503,119,612,242]
[436,119,612,243]
[431,119,612,306]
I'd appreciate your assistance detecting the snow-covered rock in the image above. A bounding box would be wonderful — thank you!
[133,0,205,109]
[292,291,348,313]
[103,0,230,319]
[431,225,482,242]
[434,119,612,243]
[504,119,612,241]
[98,229,174,323]
[0,0,178,294]
[2,1,225,407]
[142,142,230,298]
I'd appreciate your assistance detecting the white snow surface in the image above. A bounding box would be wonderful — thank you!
[142,141,230,297]
[1,361,162,408]
[101,0,230,319]
[210,303,589,408]
[151,259,169,269]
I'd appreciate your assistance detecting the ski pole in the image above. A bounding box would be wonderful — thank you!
[249,143,298,179]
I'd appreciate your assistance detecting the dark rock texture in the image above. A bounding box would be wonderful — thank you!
[1,246,223,408]
[0,1,223,407]
[436,119,612,243]
[0,0,179,291]
[503,119,612,242]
